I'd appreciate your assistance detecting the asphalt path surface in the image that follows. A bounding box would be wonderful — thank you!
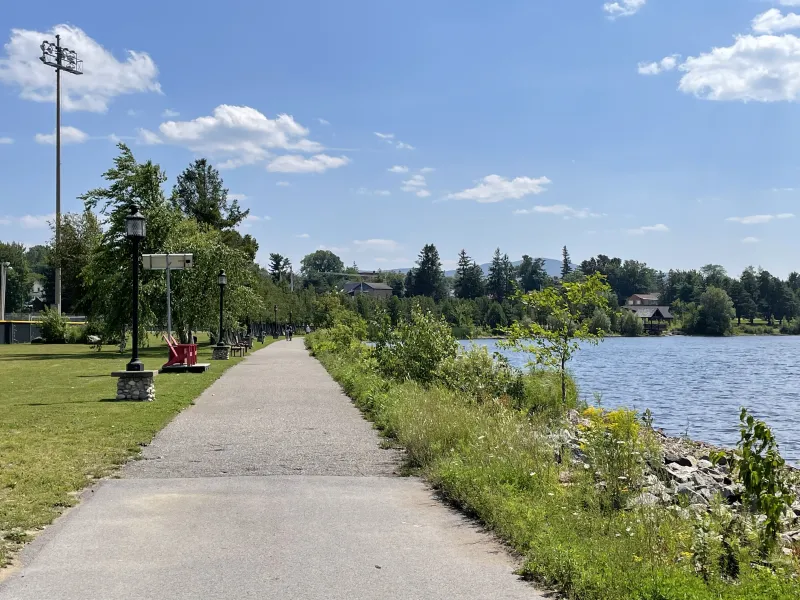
[0,339,545,599]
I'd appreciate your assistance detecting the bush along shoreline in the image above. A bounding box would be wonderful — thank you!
[306,296,800,600]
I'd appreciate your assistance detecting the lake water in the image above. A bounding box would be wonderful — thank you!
[469,337,800,464]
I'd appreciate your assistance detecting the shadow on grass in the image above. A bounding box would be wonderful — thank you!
[0,348,176,362]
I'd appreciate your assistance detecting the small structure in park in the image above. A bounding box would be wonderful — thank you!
[623,293,674,335]
[342,281,393,298]
[161,335,209,373]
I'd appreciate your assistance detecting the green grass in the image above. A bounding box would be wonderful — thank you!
[307,336,800,600]
[0,335,275,566]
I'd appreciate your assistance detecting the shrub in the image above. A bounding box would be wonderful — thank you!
[66,325,84,344]
[589,308,611,335]
[38,306,69,343]
[373,304,458,385]
[435,344,525,405]
[619,310,644,337]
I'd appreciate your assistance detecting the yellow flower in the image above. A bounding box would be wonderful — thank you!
[633,555,643,563]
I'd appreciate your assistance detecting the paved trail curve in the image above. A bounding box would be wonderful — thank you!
[0,340,544,599]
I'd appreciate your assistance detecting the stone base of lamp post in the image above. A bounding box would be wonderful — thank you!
[212,345,231,360]
[111,370,158,401]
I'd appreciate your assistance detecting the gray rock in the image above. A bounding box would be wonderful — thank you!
[676,483,707,505]
[665,463,694,484]
[629,492,659,508]
[697,460,713,469]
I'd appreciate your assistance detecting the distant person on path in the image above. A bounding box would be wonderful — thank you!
[288,325,294,341]
[305,324,311,335]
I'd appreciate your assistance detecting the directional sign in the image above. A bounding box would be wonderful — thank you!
[142,253,194,271]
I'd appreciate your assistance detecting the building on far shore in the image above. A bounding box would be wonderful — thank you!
[623,293,674,335]
[342,281,393,298]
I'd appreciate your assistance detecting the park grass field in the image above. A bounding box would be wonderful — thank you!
[0,336,275,567]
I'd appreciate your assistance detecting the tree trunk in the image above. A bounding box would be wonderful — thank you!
[561,356,566,405]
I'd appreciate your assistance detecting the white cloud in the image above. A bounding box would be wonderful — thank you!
[136,128,162,145]
[162,108,180,118]
[388,165,409,173]
[752,9,800,34]
[0,137,13,144]
[416,189,431,198]
[374,132,394,139]
[627,223,670,235]
[19,213,54,228]
[0,24,160,112]
[126,109,140,117]
[296,233,310,238]
[446,174,551,203]
[317,118,330,125]
[677,34,800,102]
[266,154,350,173]
[318,244,349,254]
[420,167,435,173]
[401,174,431,197]
[240,214,271,229]
[276,181,291,186]
[742,236,760,243]
[0,218,10,225]
[726,213,795,224]
[159,105,324,169]
[604,0,646,19]
[353,239,400,252]
[514,204,601,219]
[34,126,88,145]
[356,188,391,196]
[228,193,248,201]
[396,141,415,150]
[638,55,680,75]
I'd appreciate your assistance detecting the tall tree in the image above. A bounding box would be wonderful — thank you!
[24,244,54,306]
[50,210,103,314]
[518,255,551,292]
[406,243,446,300]
[701,264,729,291]
[741,267,760,307]
[728,280,756,326]
[561,246,572,279]
[486,248,516,302]
[453,250,485,299]
[81,143,180,339]
[300,250,346,293]
[171,159,248,230]
[268,253,288,283]
[0,241,31,313]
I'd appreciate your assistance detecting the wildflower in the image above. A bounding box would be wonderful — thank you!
[478,435,485,440]
[633,555,643,563]
[530,472,536,476]
[548,492,555,497]
[615,533,621,537]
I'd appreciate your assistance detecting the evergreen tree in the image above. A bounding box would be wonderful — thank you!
[269,253,287,283]
[561,245,572,279]
[486,248,516,302]
[453,250,485,299]
[406,244,446,300]
[171,158,248,230]
[518,255,550,292]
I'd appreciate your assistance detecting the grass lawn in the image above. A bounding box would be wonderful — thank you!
[0,336,276,566]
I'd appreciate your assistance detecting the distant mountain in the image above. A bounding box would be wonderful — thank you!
[391,258,569,278]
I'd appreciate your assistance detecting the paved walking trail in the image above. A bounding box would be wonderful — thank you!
[0,340,543,599]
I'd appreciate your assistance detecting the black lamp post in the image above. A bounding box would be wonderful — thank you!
[125,204,146,372]
[274,304,278,338]
[217,269,227,346]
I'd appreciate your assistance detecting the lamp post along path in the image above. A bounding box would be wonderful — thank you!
[126,205,146,372]
[217,270,227,346]
[40,35,83,315]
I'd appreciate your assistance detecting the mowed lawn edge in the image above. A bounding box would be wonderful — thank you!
[0,337,276,567]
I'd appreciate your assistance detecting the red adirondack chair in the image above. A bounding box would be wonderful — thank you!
[163,335,198,368]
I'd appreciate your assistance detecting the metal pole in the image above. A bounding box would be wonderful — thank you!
[1,264,7,321]
[165,254,172,339]
[54,34,62,315]
[218,283,225,346]
[127,237,143,371]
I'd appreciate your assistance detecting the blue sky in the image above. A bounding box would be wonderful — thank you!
[3,0,800,276]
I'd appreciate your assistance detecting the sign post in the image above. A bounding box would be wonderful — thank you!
[143,253,194,339]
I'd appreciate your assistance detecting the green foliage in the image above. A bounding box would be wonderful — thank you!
[434,344,525,405]
[485,301,507,330]
[49,210,103,315]
[405,243,446,300]
[300,250,346,293]
[38,306,69,343]
[503,273,611,403]
[0,241,32,313]
[561,245,572,279]
[518,255,551,292]
[580,407,646,510]
[453,249,486,299]
[373,304,458,384]
[684,287,735,336]
[487,248,516,302]
[619,310,645,336]
[589,307,612,335]
[171,158,248,229]
[726,409,795,554]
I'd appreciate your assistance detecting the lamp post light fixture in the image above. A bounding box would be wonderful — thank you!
[1,262,12,321]
[217,270,227,346]
[40,35,83,316]
[125,205,146,372]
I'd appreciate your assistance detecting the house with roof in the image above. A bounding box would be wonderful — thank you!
[342,281,393,298]
[623,293,673,335]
